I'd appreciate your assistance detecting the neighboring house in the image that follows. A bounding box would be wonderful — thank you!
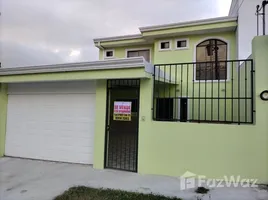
[0,13,268,184]
[229,0,268,59]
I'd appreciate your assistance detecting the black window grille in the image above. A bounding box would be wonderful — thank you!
[153,59,255,124]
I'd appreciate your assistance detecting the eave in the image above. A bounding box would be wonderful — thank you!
[93,16,237,48]
[0,57,153,83]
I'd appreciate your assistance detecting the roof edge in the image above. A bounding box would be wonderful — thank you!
[93,34,143,43]
[139,16,237,32]
[229,0,239,16]
[0,57,148,76]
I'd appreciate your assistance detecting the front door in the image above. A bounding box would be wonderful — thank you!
[105,79,140,172]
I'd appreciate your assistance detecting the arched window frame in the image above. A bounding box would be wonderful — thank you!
[193,37,230,82]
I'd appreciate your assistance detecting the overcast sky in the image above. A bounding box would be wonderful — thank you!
[0,0,232,68]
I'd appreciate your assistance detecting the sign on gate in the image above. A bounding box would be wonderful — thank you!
[113,101,132,121]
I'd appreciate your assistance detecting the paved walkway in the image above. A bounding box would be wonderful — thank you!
[0,157,267,200]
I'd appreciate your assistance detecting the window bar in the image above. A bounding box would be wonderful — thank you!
[198,63,201,122]
[186,64,189,97]
[224,61,227,122]
[245,61,248,123]
[132,137,136,171]
[119,134,122,169]
[164,65,166,120]
[238,62,241,125]
[204,62,207,121]
[124,135,127,170]
[192,63,195,121]
[211,62,214,121]
[169,65,172,120]
[231,62,234,122]
[181,64,183,97]
[128,134,131,170]
[250,59,254,124]
[175,65,178,120]
[157,65,161,120]
[180,64,183,121]
[153,65,156,119]
[217,61,220,122]
[186,64,189,120]
[169,64,171,98]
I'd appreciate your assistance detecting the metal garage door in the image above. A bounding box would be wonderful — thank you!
[5,81,96,164]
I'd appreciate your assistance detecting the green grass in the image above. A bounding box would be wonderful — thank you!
[54,186,182,200]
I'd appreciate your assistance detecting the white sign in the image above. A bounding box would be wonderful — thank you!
[113,101,132,121]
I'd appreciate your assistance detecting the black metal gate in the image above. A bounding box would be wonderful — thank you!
[104,79,140,172]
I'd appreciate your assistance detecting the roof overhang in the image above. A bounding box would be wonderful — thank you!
[0,57,174,84]
[0,57,153,83]
[140,17,237,38]
[93,16,237,48]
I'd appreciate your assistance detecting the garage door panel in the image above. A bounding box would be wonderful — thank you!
[5,82,96,164]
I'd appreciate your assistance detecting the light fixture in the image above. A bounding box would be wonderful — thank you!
[260,90,268,101]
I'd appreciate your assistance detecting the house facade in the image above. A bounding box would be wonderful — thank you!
[0,15,268,184]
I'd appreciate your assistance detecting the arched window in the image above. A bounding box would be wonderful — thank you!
[196,39,228,80]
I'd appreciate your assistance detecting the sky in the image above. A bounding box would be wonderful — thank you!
[0,0,232,68]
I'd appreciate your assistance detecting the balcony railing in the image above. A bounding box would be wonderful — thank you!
[153,59,255,124]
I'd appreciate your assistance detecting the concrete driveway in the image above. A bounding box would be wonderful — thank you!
[0,157,267,200]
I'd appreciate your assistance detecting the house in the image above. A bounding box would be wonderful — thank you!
[229,0,268,59]
[0,10,268,184]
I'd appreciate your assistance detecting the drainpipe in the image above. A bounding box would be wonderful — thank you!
[262,0,268,35]
[96,41,104,50]
[257,5,260,36]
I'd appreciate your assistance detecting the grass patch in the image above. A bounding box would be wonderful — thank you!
[54,186,182,200]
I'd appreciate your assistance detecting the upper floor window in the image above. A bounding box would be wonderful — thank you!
[196,39,228,81]
[126,49,150,62]
[176,39,189,50]
[159,40,171,51]
[104,49,114,59]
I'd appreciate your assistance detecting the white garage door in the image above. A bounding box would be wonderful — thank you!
[5,81,96,164]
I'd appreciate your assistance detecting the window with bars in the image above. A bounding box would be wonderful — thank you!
[196,39,228,81]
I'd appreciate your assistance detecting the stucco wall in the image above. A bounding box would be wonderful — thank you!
[94,36,268,183]
[98,32,236,64]
[237,0,268,59]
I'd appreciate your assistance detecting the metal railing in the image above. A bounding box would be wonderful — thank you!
[153,59,255,124]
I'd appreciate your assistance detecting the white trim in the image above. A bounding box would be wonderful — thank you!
[0,57,149,76]
[125,47,152,63]
[193,37,231,83]
[104,49,115,59]
[175,38,189,50]
[159,40,172,51]
[94,34,143,43]
[140,16,237,32]
[177,96,190,121]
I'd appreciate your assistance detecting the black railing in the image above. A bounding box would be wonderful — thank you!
[153,59,255,124]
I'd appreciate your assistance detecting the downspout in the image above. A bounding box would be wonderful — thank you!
[262,0,268,35]
[96,41,104,50]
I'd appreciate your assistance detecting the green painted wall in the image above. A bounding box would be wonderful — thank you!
[0,83,7,157]
[99,45,154,62]
[153,32,236,63]
[93,80,107,168]
[142,21,237,37]
[93,36,268,183]
[153,32,239,121]
[98,32,236,65]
